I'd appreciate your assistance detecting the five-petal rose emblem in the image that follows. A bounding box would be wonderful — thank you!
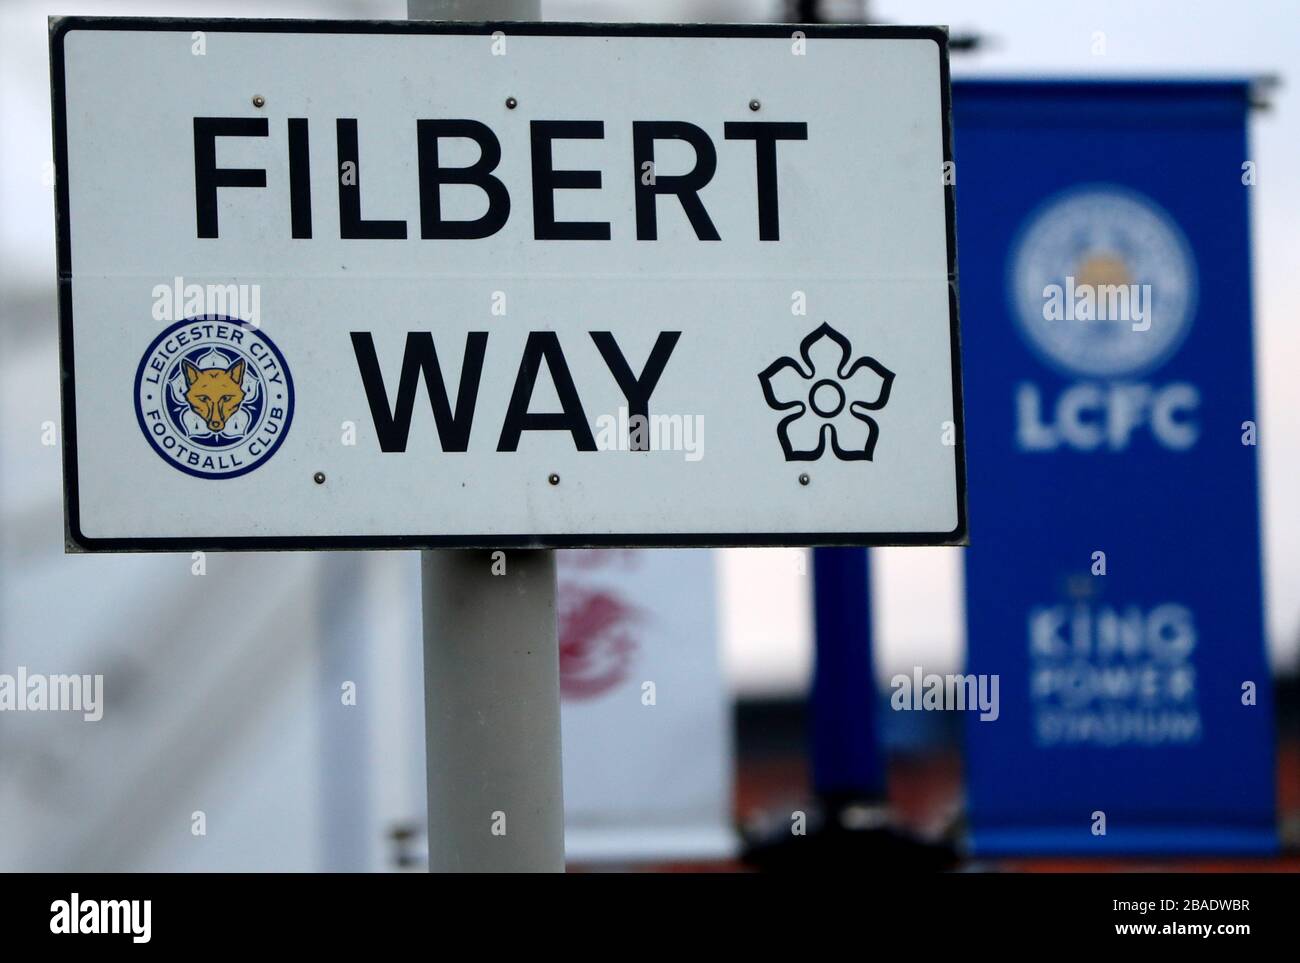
[757,323,895,461]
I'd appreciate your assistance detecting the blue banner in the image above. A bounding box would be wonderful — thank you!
[956,80,1277,854]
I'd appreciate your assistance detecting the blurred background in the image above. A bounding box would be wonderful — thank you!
[2,0,1296,871]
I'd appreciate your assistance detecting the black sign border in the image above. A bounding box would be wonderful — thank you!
[50,16,967,552]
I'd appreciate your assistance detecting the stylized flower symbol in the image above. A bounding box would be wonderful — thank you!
[757,323,895,461]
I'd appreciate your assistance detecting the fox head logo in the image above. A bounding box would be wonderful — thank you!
[182,358,246,433]
[137,317,294,479]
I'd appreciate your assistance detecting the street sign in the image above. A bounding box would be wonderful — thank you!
[51,18,964,550]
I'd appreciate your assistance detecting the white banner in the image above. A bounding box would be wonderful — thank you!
[558,549,735,861]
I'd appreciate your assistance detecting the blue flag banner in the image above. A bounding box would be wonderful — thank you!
[956,80,1277,854]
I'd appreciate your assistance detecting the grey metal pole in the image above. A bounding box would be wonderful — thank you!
[407,0,562,873]
[420,550,564,872]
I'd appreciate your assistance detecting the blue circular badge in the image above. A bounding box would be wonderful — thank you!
[1009,185,1198,379]
[134,316,294,479]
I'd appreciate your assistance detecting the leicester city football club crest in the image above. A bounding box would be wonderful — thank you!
[134,316,294,479]
[1009,185,1198,378]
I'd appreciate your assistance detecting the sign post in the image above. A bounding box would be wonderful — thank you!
[50,16,963,872]
[408,0,563,876]
[421,548,563,871]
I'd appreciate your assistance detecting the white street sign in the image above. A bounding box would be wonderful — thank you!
[51,19,965,550]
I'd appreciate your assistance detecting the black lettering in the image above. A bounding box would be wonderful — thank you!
[288,118,312,239]
[337,119,407,239]
[417,120,511,239]
[350,331,486,451]
[193,117,267,238]
[498,332,596,451]
[632,121,720,241]
[590,331,681,451]
[530,120,610,240]
[724,122,808,240]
